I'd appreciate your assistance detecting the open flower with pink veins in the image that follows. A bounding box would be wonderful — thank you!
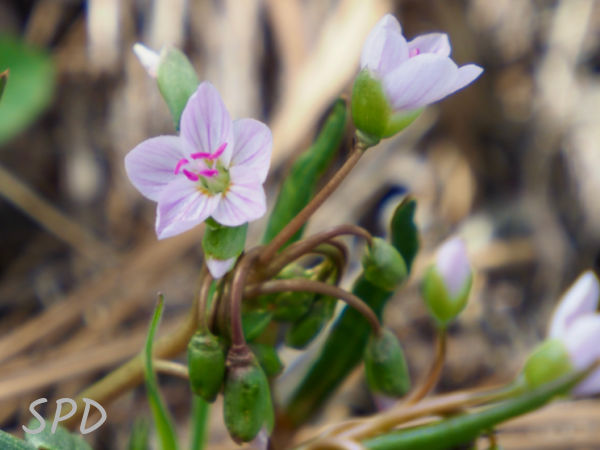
[125,82,271,274]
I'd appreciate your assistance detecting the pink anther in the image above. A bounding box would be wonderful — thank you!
[198,169,219,178]
[409,48,420,58]
[174,158,189,174]
[182,169,199,181]
[190,142,228,161]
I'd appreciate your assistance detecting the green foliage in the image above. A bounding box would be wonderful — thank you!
[143,295,179,450]
[364,329,411,397]
[284,299,331,349]
[223,350,273,442]
[25,421,91,450]
[362,369,587,449]
[0,36,55,145]
[156,47,199,129]
[262,99,347,246]
[0,430,35,450]
[202,221,247,261]
[242,310,273,341]
[362,237,407,291]
[284,200,419,425]
[187,331,226,403]
[250,343,284,377]
[190,396,210,450]
[127,418,150,450]
[390,197,419,272]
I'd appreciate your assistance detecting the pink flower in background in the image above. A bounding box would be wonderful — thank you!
[125,81,271,240]
[547,271,600,395]
[361,14,483,111]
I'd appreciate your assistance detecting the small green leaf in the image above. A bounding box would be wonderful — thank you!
[127,418,150,450]
[25,421,91,450]
[390,197,419,272]
[0,36,55,145]
[263,99,347,246]
[156,47,199,128]
[143,295,179,450]
[0,430,35,450]
[0,69,8,102]
[202,221,247,260]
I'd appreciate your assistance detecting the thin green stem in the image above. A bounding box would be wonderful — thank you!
[197,267,213,332]
[259,144,366,265]
[229,248,262,347]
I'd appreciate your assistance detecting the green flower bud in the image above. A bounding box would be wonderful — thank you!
[223,345,274,443]
[422,238,472,327]
[351,70,422,146]
[272,290,315,322]
[363,237,408,291]
[187,330,226,403]
[364,329,411,397]
[250,343,284,377]
[522,339,574,389]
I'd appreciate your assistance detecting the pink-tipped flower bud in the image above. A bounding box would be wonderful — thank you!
[133,43,160,78]
[422,237,472,327]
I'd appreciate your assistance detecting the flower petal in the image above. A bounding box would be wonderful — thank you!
[206,256,237,279]
[435,237,471,298]
[155,178,219,239]
[180,82,235,165]
[452,64,484,92]
[211,180,266,227]
[563,315,600,396]
[124,135,184,201]
[407,33,451,57]
[382,53,459,111]
[230,118,272,183]
[360,14,409,76]
[548,271,600,339]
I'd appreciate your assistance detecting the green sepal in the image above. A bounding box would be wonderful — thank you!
[284,299,330,349]
[522,338,573,389]
[156,46,199,128]
[250,342,284,377]
[262,99,347,246]
[143,295,179,450]
[0,429,35,450]
[390,197,419,272]
[362,369,589,449]
[202,221,248,261]
[362,237,407,291]
[223,347,274,442]
[364,329,411,397]
[351,70,422,145]
[0,69,8,103]
[187,330,227,403]
[0,37,55,145]
[242,310,273,341]
[422,266,472,327]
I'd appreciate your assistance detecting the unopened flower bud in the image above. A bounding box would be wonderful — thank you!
[362,237,408,291]
[223,345,273,443]
[364,329,411,397]
[250,343,284,377]
[422,237,472,327]
[522,339,573,389]
[187,330,226,403]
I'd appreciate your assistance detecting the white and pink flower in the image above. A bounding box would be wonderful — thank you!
[125,81,271,240]
[361,14,483,111]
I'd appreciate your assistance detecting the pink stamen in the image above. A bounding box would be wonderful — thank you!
[190,142,228,161]
[174,158,189,174]
[198,169,219,178]
[409,48,420,57]
[182,169,199,181]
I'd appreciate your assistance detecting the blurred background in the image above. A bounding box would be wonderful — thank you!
[1,0,600,448]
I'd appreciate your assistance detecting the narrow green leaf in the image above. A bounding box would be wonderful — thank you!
[0,430,35,450]
[0,36,55,145]
[144,294,179,450]
[363,370,587,449]
[242,310,273,341]
[390,197,419,272]
[262,99,347,246]
[0,69,8,103]
[25,421,91,450]
[190,395,209,450]
[156,47,199,129]
[127,418,150,450]
[284,201,416,425]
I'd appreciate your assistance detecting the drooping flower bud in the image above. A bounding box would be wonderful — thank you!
[223,345,274,443]
[422,237,472,327]
[364,329,411,397]
[362,237,408,291]
[187,330,226,403]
